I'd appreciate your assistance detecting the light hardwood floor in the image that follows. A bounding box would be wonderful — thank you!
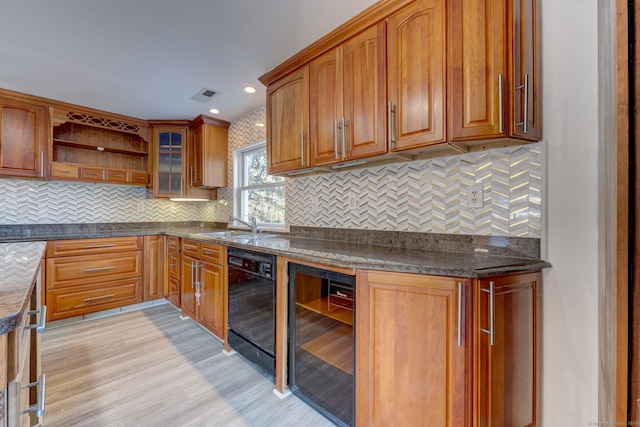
[42,304,335,427]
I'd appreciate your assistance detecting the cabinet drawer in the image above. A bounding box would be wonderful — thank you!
[168,252,180,279]
[46,251,142,288]
[167,236,180,253]
[199,243,223,264]
[46,236,143,257]
[182,240,199,258]
[106,169,127,183]
[51,162,79,179]
[46,278,142,320]
[128,171,149,185]
[80,167,105,181]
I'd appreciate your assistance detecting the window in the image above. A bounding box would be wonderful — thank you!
[233,141,285,226]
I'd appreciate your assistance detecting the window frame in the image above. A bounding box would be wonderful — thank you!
[232,141,286,229]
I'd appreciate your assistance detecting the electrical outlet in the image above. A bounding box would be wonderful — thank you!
[310,196,319,213]
[136,201,145,214]
[348,195,359,210]
[467,185,484,208]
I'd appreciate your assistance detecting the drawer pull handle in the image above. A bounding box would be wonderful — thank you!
[111,174,124,178]
[83,266,116,273]
[26,305,47,333]
[83,244,117,249]
[84,294,117,302]
[59,169,72,174]
[203,251,216,255]
[22,373,46,417]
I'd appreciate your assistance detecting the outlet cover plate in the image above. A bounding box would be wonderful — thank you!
[467,185,484,208]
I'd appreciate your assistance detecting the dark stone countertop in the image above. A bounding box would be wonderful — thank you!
[0,241,46,335]
[176,230,550,278]
[0,223,551,334]
[0,223,551,278]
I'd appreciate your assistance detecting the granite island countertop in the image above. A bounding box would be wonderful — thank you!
[0,241,46,335]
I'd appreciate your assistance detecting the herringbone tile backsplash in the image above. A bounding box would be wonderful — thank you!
[0,105,543,238]
[0,180,217,224]
[221,107,543,238]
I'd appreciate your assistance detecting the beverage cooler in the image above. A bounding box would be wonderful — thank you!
[288,263,355,427]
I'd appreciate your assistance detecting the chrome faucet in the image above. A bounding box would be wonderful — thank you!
[229,215,259,234]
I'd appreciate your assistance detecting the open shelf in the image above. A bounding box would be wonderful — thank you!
[300,324,353,375]
[296,298,353,326]
[53,138,148,156]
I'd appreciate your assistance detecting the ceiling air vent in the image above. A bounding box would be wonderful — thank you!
[191,87,219,103]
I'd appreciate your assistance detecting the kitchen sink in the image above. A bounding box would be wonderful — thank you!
[223,234,278,244]
[191,231,279,242]
[191,231,254,238]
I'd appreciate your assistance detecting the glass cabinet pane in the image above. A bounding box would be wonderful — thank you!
[156,130,183,196]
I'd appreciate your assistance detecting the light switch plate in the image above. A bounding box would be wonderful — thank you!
[467,185,484,208]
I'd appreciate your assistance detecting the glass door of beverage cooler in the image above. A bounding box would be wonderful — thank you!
[288,263,355,427]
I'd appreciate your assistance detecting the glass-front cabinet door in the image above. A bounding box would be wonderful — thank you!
[152,126,186,198]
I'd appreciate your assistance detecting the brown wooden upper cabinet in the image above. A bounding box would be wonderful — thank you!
[0,96,48,179]
[260,0,541,175]
[449,0,540,142]
[190,115,229,188]
[267,67,310,174]
[149,116,228,199]
[387,0,446,151]
[309,22,387,167]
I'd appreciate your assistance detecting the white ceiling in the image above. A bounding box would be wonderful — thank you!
[0,0,377,122]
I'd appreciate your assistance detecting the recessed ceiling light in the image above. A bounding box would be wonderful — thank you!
[244,86,256,94]
[209,108,220,114]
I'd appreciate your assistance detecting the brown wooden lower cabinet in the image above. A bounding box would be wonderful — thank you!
[198,261,224,338]
[180,239,226,340]
[355,269,541,427]
[143,235,165,301]
[46,278,142,321]
[166,236,181,308]
[45,237,144,320]
[5,263,44,427]
[355,271,468,427]
[474,272,542,427]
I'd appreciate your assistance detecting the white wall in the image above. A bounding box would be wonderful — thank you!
[542,0,599,425]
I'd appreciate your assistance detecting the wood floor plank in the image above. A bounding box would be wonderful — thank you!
[42,304,335,427]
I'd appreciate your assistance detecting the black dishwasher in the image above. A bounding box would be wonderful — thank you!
[227,248,276,378]
[289,263,355,427]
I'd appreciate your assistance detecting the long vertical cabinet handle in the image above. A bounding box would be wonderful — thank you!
[480,281,496,345]
[387,102,396,149]
[190,166,196,185]
[341,118,347,160]
[516,74,529,133]
[498,74,504,133]
[195,261,201,306]
[457,282,464,346]
[191,261,195,289]
[22,373,46,417]
[300,131,305,166]
[40,152,44,177]
[334,119,339,160]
